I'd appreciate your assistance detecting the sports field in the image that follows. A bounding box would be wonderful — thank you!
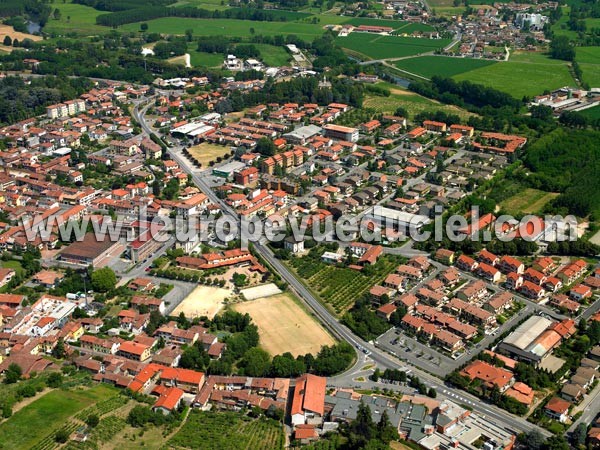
[394,55,497,79]
[233,293,335,357]
[0,385,118,450]
[336,33,452,60]
[172,285,232,319]
[122,17,327,38]
[453,59,574,98]
[188,142,231,167]
[500,188,559,214]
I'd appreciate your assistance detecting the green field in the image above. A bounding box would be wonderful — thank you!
[122,17,326,38]
[0,385,118,450]
[251,43,291,66]
[500,188,559,214]
[362,82,475,119]
[0,259,25,276]
[394,55,497,79]
[168,411,284,450]
[579,105,600,120]
[43,0,106,35]
[453,59,574,98]
[336,33,451,60]
[576,46,600,65]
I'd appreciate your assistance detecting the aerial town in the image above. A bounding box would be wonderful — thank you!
[0,0,599,449]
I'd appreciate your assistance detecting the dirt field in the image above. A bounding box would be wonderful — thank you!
[233,293,335,357]
[0,25,42,43]
[172,285,232,319]
[188,142,232,167]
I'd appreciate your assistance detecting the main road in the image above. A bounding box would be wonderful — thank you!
[133,100,550,437]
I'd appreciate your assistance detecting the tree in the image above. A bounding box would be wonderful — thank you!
[4,363,22,384]
[91,267,117,293]
[255,137,276,156]
[47,372,63,388]
[427,387,437,398]
[86,414,100,428]
[3,36,11,47]
[549,36,575,61]
[140,23,149,32]
[53,8,61,20]
[517,430,546,450]
[55,429,69,443]
[377,410,399,444]
[241,347,271,377]
[52,338,66,359]
[185,29,194,42]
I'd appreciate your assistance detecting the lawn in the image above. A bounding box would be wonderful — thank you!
[0,259,25,276]
[122,17,326,38]
[43,0,106,35]
[0,385,118,450]
[232,292,335,357]
[336,33,452,60]
[500,188,559,214]
[394,55,497,79]
[168,411,284,450]
[453,60,574,98]
[580,63,600,87]
[188,142,232,167]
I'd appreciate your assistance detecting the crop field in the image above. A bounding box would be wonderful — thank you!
[500,188,559,214]
[44,0,106,35]
[289,255,400,315]
[122,17,327,38]
[233,293,335,356]
[168,411,284,450]
[453,60,574,98]
[336,33,452,60]
[0,385,119,450]
[0,25,42,43]
[394,55,497,79]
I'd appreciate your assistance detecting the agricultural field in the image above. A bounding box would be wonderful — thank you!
[500,188,559,215]
[362,83,475,120]
[579,105,600,120]
[289,254,400,315]
[233,292,335,357]
[0,25,42,44]
[251,44,291,67]
[0,384,119,450]
[188,142,232,167]
[122,17,326,38]
[336,33,452,60]
[187,47,224,68]
[167,411,284,450]
[453,59,574,98]
[576,46,600,65]
[394,55,497,79]
[43,0,106,35]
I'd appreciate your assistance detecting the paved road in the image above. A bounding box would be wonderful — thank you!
[133,99,551,437]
